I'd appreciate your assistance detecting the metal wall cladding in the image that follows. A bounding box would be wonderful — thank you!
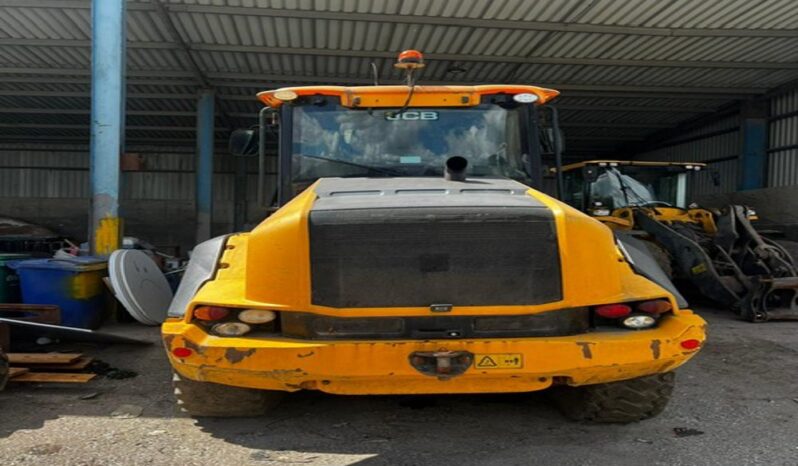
[769,89,798,187]
[0,146,273,202]
[635,115,741,197]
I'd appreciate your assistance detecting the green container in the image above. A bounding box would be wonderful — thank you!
[0,253,31,303]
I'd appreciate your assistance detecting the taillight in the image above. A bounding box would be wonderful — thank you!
[595,304,632,319]
[680,339,701,350]
[211,322,251,337]
[621,314,657,330]
[172,347,193,358]
[194,306,230,321]
[238,309,277,324]
[637,300,672,314]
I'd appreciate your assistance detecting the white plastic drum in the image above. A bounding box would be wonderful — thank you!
[108,250,173,326]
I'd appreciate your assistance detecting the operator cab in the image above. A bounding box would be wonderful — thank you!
[229,50,563,207]
[558,160,705,216]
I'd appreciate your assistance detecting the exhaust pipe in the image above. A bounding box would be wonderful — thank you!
[444,156,468,182]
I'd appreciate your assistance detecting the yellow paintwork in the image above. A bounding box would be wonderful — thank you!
[164,311,704,394]
[162,181,707,394]
[557,159,707,173]
[187,185,684,316]
[93,216,121,256]
[595,206,717,234]
[257,84,560,108]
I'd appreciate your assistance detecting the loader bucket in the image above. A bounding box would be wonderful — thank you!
[741,277,798,322]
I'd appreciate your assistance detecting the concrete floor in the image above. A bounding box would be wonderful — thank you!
[0,307,796,466]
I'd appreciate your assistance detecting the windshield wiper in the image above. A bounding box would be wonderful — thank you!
[300,154,404,177]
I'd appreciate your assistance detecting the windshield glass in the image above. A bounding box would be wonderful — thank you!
[590,166,684,208]
[290,102,529,185]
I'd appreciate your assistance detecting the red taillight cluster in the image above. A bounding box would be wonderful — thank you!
[194,306,229,321]
[680,339,702,350]
[595,304,632,319]
[593,299,673,330]
[191,306,279,337]
[172,347,193,358]
[637,300,672,314]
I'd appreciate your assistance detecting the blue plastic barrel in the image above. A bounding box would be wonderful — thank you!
[9,257,108,329]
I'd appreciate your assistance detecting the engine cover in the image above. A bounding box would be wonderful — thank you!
[308,178,562,308]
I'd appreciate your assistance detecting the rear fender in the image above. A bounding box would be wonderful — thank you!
[614,232,687,309]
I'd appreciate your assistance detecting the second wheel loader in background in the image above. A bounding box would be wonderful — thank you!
[556,160,798,322]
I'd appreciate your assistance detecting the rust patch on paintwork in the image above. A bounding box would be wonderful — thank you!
[182,339,202,355]
[650,339,661,359]
[224,348,256,364]
[576,342,594,359]
[297,351,315,358]
[162,334,175,350]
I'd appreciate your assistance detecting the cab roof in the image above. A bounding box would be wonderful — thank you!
[557,160,708,173]
[257,84,559,108]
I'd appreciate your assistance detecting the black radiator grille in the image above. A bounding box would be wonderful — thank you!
[309,206,561,308]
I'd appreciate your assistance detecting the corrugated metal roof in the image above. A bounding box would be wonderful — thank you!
[1,0,798,159]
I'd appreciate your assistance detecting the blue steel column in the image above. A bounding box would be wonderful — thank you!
[89,0,126,256]
[739,100,768,190]
[195,90,215,243]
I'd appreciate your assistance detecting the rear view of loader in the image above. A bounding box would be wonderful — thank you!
[557,160,798,322]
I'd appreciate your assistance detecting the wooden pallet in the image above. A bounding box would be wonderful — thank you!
[8,352,95,384]
[11,372,95,383]
[8,353,82,365]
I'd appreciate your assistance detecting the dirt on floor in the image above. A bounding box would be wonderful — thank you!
[0,307,797,466]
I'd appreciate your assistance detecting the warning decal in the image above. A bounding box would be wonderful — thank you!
[474,353,523,369]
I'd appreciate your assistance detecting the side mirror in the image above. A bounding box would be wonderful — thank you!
[229,129,258,157]
[711,170,721,187]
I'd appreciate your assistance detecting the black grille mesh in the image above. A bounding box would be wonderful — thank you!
[309,207,561,308]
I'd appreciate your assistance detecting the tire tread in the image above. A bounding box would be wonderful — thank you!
[172,372,283,417]
[553,372,675,423]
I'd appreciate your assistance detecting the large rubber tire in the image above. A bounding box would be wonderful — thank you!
[0,350,8,391]
[172,372,284,417]
[552,372,675,423]
[643,240,673,279]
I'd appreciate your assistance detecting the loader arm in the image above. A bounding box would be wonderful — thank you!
[634,209,798,322]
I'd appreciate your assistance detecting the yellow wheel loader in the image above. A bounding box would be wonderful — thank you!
[556,160,798,322]
[162,51,705,423]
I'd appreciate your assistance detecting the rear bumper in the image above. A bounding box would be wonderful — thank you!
[162,312,706,395]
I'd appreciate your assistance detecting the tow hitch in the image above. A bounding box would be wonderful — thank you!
[409,351,473,379]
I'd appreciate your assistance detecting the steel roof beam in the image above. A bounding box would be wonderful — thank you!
[0,80,763,99]
[0,90,197,99]
[0,67,195,78]
[0,118,673,131]
[0,108,197,116]
[0,123,227,131]
[0,135,226,144]
[199,72,767,95]
[7,2,795,39]
[563,122,671,128]
[556,104,716,113]
[2,38,796,71]
[150,0,236,136]
[164,5,798,39]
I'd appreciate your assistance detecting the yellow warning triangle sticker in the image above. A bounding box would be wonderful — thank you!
[477,356,498,368]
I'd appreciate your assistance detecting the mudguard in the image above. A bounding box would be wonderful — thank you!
[615,232,688,309]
